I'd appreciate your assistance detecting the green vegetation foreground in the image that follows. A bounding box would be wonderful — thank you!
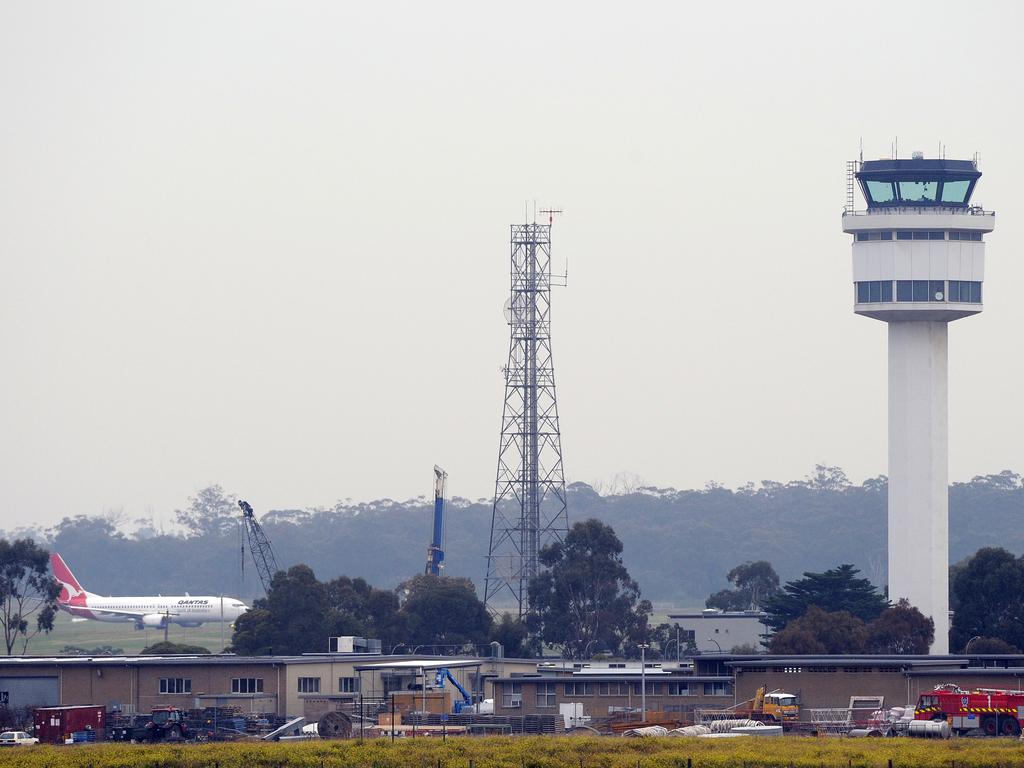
[4,736,1024,768]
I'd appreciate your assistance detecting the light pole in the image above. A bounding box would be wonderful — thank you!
[665,638,679,662]
[638,643,650,722]
[965,636,982,654]
[707,637,722,653]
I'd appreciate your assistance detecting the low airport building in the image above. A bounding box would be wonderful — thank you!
[0,653,537,720]
[491,658,735,722]
[6,652,1024,726]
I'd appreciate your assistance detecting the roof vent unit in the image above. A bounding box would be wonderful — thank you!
[329,636,382,654]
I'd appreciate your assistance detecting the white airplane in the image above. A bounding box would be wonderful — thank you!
[51,553,249,630]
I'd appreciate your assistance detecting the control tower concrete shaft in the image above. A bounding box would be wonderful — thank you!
[843,155,994,654]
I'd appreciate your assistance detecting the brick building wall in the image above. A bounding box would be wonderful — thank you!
[492,676,734,722]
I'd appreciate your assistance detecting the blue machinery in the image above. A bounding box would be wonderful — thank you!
[424,466,447,576]
[434,667,472,713]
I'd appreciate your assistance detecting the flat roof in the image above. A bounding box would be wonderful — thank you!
[907,667,1024,677]
[725,657,969,668]
[859,158,978,174]
[355,659,481,671]
[669,614,766,620]
[0,653,487,669]
[491,674,732,684]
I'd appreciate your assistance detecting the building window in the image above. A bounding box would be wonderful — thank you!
[929,280,945,301]
[865,180,895,204]
[563,682,593,696]
[949,231,983,241]
[631,682,662,696]
[703,682,733,696]
[298,677,321,693]
[941,181,972,204]
[599,682,630,696]
[502,682,522,709]
[912,280,929,302]
[681,630,696,644]
[855,231,894,241]
[536,682,557,708]
[894,229,956,241]
[856,281,893,303]
[898,181,938,203]
[339,677,360,693]
[159,678,191,694]
[949,280,982,303]
[232,678,264,694]
[668,682,695,696]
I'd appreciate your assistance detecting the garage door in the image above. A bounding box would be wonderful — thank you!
[0,676,59,708]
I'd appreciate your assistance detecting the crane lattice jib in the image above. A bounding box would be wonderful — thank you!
[239,500,280,595]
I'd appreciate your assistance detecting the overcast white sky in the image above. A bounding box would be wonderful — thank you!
[2,1,1023,530]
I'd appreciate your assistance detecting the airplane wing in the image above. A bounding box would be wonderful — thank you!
[88,607,178,619]
[87,607,146,618]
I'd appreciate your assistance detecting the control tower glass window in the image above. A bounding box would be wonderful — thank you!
[865,181,895,204]
[941,180,971,204]
[856,159,980,208]
[898,180,938,203]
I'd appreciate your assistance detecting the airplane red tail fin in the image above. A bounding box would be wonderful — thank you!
[50,553,87,606]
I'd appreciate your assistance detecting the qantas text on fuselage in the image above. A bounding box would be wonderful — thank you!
[51,553,249,629]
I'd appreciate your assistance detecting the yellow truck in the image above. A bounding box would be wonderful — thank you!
[752,687,800,722]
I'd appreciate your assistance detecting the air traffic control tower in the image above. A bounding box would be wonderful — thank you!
[843,154,994,654]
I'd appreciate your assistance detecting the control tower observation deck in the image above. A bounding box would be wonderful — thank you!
[842,155,995,654]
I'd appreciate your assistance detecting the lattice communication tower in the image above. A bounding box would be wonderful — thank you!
[484,215,569,618]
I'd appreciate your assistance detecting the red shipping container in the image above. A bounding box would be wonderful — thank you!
[33,705,106,744]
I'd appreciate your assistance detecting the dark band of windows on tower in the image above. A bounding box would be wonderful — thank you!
[854,231,983,242]
[855,280,981,304]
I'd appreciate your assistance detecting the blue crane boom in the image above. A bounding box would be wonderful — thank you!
[425,466,447,576]
[434,667,472,713]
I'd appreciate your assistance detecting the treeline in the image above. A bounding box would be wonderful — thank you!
[8,467,1024,605]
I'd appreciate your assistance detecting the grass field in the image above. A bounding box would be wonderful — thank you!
[2,736,1023,768]
[26,611,230,655]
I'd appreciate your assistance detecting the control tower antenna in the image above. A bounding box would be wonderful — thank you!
[484,212,570,618]
[843,151,994,653]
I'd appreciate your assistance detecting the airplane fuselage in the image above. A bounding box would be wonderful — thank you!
[61,595,249,628]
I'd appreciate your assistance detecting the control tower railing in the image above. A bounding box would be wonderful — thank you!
[842,205,995,218]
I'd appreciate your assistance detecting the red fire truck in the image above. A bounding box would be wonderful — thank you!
[915,684,1024,737]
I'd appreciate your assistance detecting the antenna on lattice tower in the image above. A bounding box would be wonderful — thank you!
[540,208,567,286]
[539,208,563,226]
